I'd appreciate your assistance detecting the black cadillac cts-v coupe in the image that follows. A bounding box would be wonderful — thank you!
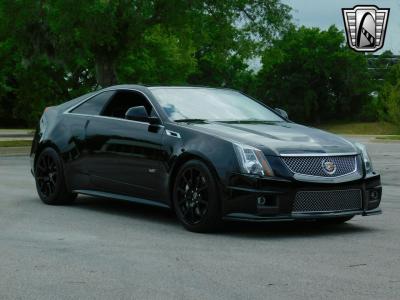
[30,85,382,232]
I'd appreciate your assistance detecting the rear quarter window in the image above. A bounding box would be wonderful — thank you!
[70,91,115,115]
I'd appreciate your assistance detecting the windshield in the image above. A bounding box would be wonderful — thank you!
[150,87,283,122]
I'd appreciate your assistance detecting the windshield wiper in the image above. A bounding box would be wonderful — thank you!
[174,118,208,123]
[216,119,284,124]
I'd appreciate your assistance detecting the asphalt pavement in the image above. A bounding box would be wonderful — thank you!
[0,138,399,299]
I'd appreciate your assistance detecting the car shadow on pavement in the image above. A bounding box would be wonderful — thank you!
[73,196,179,226]
[220,219,379,239]
[71,196,379,238]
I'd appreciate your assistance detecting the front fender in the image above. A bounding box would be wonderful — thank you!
[163,124,239,186]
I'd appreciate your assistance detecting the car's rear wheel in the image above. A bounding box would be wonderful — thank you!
[173,160,221,232]
[35,147,77,205]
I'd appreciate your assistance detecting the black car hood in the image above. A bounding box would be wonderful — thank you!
[184,121,358,156]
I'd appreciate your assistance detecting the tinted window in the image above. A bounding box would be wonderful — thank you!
[150,88,283,122]
[102,90,154,119]
[71,91,114,115]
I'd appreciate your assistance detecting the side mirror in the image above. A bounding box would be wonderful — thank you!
[125,106,161,125]
[274,108,289,119]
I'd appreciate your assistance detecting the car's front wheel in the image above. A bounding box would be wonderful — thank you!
[173,159,221,232]
[35,147,77,205]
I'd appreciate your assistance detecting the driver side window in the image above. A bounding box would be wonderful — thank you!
[102,90,154,119]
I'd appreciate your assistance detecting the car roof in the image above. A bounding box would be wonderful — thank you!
[102,84,149,92]
[103,84,237,92]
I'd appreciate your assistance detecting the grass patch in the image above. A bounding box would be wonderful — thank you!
[318,122,400,135]
[0,140,32,147]
[375,135,400,141]
[0,129,35,134]
[0,128,34,131]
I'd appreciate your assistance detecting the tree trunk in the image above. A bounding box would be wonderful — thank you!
[95,55,118,87]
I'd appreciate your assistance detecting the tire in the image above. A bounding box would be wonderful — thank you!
[172,159,221,232]
[34,147,77,205]
[317,216,354,225]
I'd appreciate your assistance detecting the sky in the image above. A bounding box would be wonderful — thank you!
[284,0,400,54]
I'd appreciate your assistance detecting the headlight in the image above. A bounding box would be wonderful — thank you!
[39,114,48,136]
[355,142,373,174]
[233,143,274,176]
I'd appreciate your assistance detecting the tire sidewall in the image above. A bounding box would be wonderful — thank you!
[172,159,221,232]
[35,147,66,204]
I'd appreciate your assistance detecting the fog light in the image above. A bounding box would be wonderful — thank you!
[256,195,278,208]
[370,190,379,200]
[257,196,266,206]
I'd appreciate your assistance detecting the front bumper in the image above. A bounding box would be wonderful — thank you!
[222,173,382,222]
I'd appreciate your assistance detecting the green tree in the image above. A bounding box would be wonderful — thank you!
[377,63,400,127]
[117,25,197,84]
[256,25,373,124]
[367,50,395,83]
[0,0,292,126]
[0,0,97,125]
[385,83,400,128]
[47,0,291,88]
[188,0,291,89]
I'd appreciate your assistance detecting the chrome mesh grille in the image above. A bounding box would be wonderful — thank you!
[293,189,362,213]
[281,155,358,177]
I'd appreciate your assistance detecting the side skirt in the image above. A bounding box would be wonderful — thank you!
[73,189,171,209]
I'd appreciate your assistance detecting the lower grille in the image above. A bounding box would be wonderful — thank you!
[293,189,362,213]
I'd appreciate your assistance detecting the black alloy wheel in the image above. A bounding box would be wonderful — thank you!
[173,160,221,232]
[36,152,58,198]
[35,147,76,205]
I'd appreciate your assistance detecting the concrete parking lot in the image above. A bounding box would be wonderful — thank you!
[0,138,399,299]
